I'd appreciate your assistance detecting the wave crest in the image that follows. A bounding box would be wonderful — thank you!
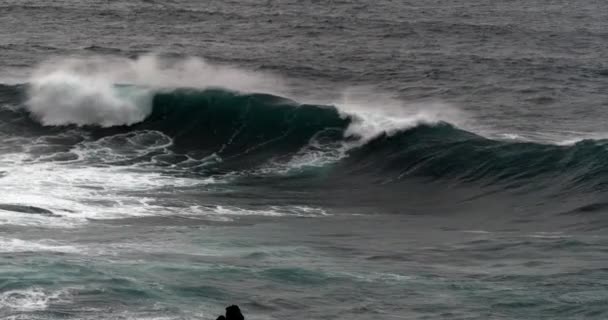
[27,71,152,127]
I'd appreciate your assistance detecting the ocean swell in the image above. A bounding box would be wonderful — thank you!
[0,61,606,194]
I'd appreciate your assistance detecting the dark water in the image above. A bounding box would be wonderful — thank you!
[0,1,607,319]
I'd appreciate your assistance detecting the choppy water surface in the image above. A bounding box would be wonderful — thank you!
[0,0,607,319]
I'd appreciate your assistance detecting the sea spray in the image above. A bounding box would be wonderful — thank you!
[27,71,153,127]
[24,55,288,127]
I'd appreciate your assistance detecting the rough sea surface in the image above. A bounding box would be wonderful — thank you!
[0,1,607,319]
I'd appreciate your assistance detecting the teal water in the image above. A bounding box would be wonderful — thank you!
[3,214,608,319]
[1,0,607,319]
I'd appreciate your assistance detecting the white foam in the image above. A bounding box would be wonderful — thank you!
[0,150,211,227]
[0,287,71,312]
[555,134,608,146]
[72,130,173,163]
[192,205,328,218]
[462,230,492,234]
[27,70,153,127]
[25,55,286,127]
[0,237,78,253]
[256,130,349,175]
[496,133,528,141]
[333,88,467,143]
[333,271,413,283]
[281,143,347,171]
[528,232,570,239]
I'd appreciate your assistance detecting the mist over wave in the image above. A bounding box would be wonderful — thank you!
[23,55,465,140]
[27,71,153,127]
[25,55,288,127]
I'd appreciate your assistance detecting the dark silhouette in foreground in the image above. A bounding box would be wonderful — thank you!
[216,305,244,320]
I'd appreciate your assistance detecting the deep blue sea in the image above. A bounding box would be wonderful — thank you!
[0,0,607,319]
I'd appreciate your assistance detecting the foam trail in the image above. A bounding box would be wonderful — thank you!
[0,237,78,253]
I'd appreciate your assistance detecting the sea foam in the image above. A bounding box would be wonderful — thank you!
[26,55,286,127]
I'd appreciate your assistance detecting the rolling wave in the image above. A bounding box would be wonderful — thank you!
[1,82,608,195]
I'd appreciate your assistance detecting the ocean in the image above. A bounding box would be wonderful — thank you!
[0,0,607,319]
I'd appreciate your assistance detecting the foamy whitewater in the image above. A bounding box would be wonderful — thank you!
[1,1,607,319]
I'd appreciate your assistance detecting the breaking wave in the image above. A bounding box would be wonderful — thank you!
[0,55,606,200]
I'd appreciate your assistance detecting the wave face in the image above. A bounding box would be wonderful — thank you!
[143,89,350,158]
[137,89,608,194]
[342,124,608,191]
[0,82,607,200]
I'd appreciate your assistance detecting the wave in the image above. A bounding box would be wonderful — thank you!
[2,75,608,194]
[341,124,608,190]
